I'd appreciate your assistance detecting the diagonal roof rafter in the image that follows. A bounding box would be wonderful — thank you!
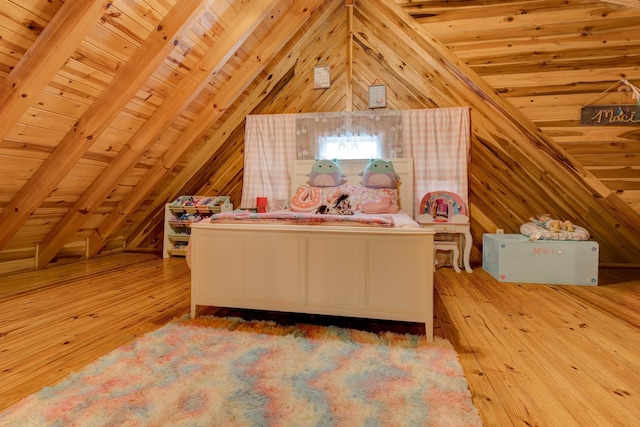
[86,0,333,258]
[0,0,211,253]
[34,0,280,269]
[0,1,109,140]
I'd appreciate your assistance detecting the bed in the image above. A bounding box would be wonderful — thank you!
[189,158,435,340]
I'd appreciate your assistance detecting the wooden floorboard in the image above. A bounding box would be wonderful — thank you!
[0,253,192,411]
[435,266,640,427]
[0,253,639,426]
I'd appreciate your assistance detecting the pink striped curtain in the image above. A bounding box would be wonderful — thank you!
[241,114,298,209]
[403,107,470,217]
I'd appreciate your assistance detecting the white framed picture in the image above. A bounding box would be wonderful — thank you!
[314,66,331,89]
[368,84,386,108]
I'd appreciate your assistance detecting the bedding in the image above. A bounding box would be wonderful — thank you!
[189,157,436,341]
[291,184,399,214]
[206,210,419,228]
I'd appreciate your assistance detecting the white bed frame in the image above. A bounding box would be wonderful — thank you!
[190,158,435,340]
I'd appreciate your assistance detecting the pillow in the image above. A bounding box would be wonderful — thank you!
[291,184,399,214]
[307,159,345,187]
[347,185,399,212]
[290,185,323,212]
[361,195,399,214]
[360,159,398,189]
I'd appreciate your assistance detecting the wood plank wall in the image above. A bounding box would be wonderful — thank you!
[0,0,639,275]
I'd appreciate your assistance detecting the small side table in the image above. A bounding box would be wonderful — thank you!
[417,214,473,273]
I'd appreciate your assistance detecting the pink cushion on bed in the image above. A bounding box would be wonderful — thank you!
[292,184,399,213]
[361,195,399,214]
[291,185,323,212]
[346,185,398,212]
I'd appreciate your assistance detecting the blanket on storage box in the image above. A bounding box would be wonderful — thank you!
[520,222,590,241]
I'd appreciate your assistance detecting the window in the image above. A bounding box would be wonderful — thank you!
[295,111,403,160]
[318,134,381,160]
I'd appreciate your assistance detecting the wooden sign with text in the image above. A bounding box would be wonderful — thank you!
[581,105,640,126]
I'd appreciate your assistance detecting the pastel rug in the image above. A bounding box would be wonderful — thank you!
[0,316,482,426]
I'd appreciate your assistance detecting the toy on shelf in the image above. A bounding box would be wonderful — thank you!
[195,196,232,214]
[416,191,468,223]
[415,191,472,273]
[165,195,233,258]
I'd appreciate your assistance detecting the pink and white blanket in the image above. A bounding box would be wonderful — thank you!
[207,210,396,227]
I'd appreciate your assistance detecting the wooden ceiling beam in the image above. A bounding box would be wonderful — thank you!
[35,0,279,269]
[0,0,210,254]
[0,1,109,140]
[125,64,297,248]
[361,0,640,262]
[601,0,640,8]
[86,0,333,258]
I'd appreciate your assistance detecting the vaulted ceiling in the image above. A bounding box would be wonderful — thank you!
[0,0,639,274]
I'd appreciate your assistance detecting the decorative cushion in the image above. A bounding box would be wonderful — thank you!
[361,195,399,214]
[290,184,399,214]
[307,159,345,187]
[345,185,398,212]
[290,185,323,212]
[360,159,398,189]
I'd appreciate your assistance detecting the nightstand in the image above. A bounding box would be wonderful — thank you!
[416,214,473,273]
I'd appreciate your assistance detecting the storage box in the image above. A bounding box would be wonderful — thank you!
[482,234,599,286]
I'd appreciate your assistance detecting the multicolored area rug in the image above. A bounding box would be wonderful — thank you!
[0,316,482,426]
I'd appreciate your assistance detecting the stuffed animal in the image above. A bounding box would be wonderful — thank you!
[529,213,574,233]
[530,213,551,227]
[307,159,345,187]
[360,159,398,189]
[547,219,563,233]
[551,220,574,233]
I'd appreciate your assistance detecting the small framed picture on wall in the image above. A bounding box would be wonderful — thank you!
[368,84,387,108]
[314,66,331,89]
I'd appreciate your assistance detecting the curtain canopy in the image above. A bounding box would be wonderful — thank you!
[242,108,470,216]
[295,110,404,160]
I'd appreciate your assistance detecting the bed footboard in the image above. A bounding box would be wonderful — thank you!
[190,223,435,340]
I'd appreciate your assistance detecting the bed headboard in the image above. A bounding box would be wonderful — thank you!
[290,158,414,215]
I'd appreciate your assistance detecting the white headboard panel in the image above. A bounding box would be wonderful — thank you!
[291,158,414,215]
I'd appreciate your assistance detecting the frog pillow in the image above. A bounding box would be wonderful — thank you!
[308,159,345,187]
[360,159,398,189]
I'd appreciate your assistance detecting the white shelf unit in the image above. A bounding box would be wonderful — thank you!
[163,196,232,258]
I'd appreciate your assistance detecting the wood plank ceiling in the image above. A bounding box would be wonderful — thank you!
[0,0,639,275]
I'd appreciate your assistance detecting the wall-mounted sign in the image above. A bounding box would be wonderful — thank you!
[314,66,330,89]
[368,84,386,109]
[580,105,640,126]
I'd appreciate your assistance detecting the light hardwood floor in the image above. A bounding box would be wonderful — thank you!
[0,253,638,426]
